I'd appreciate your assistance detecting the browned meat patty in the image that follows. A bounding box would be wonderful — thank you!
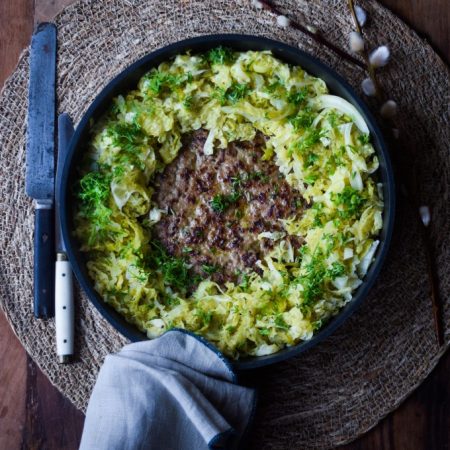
[152,129,305,284]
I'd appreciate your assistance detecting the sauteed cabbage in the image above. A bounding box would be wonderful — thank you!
[74,48,383,358]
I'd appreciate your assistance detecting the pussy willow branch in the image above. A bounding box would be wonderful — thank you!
[347,0,444,346]
[255,0,365,69]
[347,0,383,96]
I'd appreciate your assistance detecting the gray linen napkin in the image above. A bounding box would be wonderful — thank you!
[79,330,256,450]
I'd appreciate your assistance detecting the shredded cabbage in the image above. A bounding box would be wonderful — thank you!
[74,48,383,359]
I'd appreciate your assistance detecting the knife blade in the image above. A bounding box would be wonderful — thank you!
[25,23,57,319]
[55,114,73,254]
[55,113,74,364]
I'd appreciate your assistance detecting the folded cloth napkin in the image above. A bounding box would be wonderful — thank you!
[79,330,256,450]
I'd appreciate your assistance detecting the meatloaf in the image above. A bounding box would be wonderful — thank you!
[152,129,305,284]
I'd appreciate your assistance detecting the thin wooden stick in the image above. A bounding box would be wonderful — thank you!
[347,0,383,96]
[346,0,444,347]
[421,210,444,347]
[255,0,365,69]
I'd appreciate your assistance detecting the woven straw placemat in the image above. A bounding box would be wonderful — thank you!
[0,0,449,448]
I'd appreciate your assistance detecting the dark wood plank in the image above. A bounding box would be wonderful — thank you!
[0,1,448,449]
[34,0,74,25]
[0,0,33,83]
[380,0,449,62]
[0,313,27,450]
[0,2,33,449]
[21,354,84,450]
[340,352,450,450]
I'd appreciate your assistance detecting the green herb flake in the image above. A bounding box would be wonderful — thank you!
[358,133,370,145]
[213,82,251,105]
[227,83,250,103]
[235,209,244,219]
[288,108,314,130]
[147,240,193,292]
[78,170,113,243]
[183,94,193,109]
[326,262,346,279]
[327,111,338,127]
[107,122,146,170]
[202,264,219,275]
[287,87,309,106]
[165,296,181,306]
[210,191,241,213]
[274,314,289,330]
[195,309,213,327]
[206,46,235,65]
[331,186,366,219]
[144,69,190,95]
[304,174,318,185]
[304,152,319,168]
[291,128,325,155]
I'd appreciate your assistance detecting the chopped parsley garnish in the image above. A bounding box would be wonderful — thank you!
[227,83,250,103]
[211,168,270,214]
[206,46,235,65]
[326,262,346,279]
[312,202,325,227]
[327,111,338,127]
[295,252,348,312]
[210,192,241,213]
[128,264,149,283]
[258,328,270,336]
[312,320,323,331]
[288,108,314,130]
[274,314,289,330]
[144,69,191,94]
[287,87,308,105]
[264,79,285,94]
[247,170,269,182]
[305,152,319,168]
[304,174,318,185]
[297,259,327,307]
[78,170,112,243]
[213,82,251,105]
[147,240,192,292]
[78,171,111,208]
[231,170,269,190]
[195,308,213,327]
[108,122,146,170]
[357,133,370,145]
[331,186,366,219]
[234,270,250,290]
[164,296,181,306]
[202,264,219,275]
[183,94,193,109]
[290,128,325,155]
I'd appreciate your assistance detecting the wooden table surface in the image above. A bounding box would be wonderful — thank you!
[0,1,448,449]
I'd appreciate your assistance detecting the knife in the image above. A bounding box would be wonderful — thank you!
[25,23,57,319]
[55,113,74,363]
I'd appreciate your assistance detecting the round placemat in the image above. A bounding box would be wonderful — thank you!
[0,0,448,448]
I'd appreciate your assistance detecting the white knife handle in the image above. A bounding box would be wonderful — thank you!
[55,255,74,363]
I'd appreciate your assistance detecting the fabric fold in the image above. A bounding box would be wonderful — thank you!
[80,330,256,450]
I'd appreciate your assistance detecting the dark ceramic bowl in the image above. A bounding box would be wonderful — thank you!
[61,35,395,370]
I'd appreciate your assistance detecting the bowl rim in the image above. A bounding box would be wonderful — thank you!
[61,34,395,370]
